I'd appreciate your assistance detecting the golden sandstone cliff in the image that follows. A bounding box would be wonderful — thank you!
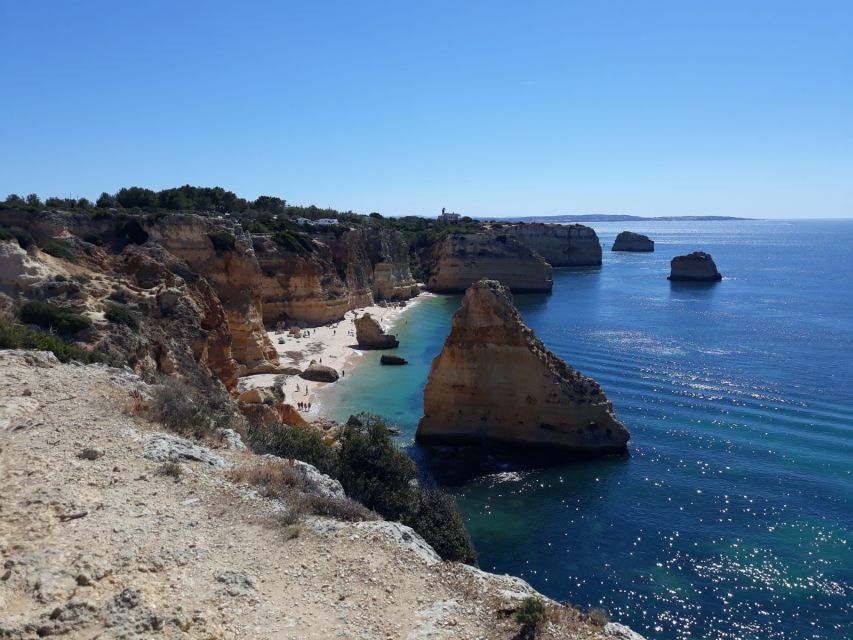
[504,222,603,266]
[417,279,629,451]
[0,210,418,394]
[426,233,553,293]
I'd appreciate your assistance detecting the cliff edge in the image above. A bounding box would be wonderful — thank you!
[417,280,629,451]
[504,223,603,266]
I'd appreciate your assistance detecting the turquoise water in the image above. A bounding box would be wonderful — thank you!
[322,220,853,640]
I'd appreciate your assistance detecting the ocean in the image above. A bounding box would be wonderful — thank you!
[321,219,853,640]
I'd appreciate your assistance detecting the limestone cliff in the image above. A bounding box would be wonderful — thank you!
[417,280,629,451]
[668,251,722,281]
[426,233,553,293]
[254,236,352,326]
[147,215,279,375]
[612,231,654,252]
[504,223,602,266]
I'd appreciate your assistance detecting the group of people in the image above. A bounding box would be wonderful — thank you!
[297,401,312,411]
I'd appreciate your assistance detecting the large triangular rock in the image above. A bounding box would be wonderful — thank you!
[416,280,629,451]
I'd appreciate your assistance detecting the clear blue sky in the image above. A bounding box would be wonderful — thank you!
[2,1,851,218]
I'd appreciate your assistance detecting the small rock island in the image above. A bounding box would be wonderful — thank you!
[416,279,629,451]
[668,251,722,282]
[355,313,399,349]
[612,231,654,252]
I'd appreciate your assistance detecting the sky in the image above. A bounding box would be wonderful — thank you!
[1,1,851,219]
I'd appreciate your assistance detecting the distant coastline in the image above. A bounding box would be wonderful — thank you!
[493,214,752,222]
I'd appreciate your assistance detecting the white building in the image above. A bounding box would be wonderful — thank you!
[439,208,461,222]
[295,217,338,226]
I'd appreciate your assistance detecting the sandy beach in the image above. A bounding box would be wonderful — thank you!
[238,293,432,419]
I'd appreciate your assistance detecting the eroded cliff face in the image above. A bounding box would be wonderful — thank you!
[504,223,602,266]
[668,251,722,281]
[147,216,279,375]
[254,237,352,326]
[612,231,654,252]
[323,227,420,304]
[417,279,629,451]
[426,233,553,293]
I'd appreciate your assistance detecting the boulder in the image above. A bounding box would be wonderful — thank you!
[612,231,654,252]
[668,251,722,281]
[143,433,230,468]
[299,361,340,383]
[355,313,399,349]
[237,387,277,405]
[380,354,408,366]
[416,279,629,451]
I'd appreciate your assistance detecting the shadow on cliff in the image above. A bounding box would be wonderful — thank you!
[407,442,630,488]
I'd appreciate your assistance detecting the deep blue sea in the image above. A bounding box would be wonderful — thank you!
[322,220,853,640]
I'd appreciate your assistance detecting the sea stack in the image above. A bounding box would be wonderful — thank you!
[355,313,399,349]
[416,280,629,451]
[612,231,654,252]
[668,252,722,282]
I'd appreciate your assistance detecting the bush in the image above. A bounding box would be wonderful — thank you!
[272,230,314,254]
[20,301,91,336]
[0,319,104,363]
[516,597,546,638]
[0,227,13,242]
[306,495,378,522]
[228,460,306,499]
[104,303,139,329]
[247,423,339,478]
[338,422,417,521]
[9,226,35,250]
[587,607,610,627]
[208,230,236,252]
[406,487,476,564]
[41,239,76,262]
[149,380,234,439]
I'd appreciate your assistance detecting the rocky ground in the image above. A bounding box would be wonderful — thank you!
[0,349,642,640]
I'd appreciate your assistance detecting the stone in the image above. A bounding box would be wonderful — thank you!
[157,287,183,314]
[416,280,629,451]
[504,223,603,266]
[612,231,654,252]
[143,433,229,468]
[668,251,722,281]
[380,355,408,365]
[291,460,346,499]
[299,361,340,383]
[605,622,648,639]
[237,387,276,405]
[355,313,399,349]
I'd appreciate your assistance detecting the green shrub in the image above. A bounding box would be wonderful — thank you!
[338,422,417,521]
[406,487,476,564]
[272,230,314,254]
[306,494,377,522]
[248,423,340,478]
[516,597,546,638]
[41,239,76,262]
[0,227,13,241]
[0,319,104,363]
[9,226,35,249]
[20,301,91,336]
[104,303,139,329]
[208,230,236,252]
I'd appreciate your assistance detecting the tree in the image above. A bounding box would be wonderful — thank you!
[115,186,157,209]
[77,198,91,209]
[45,197,64,208]
[96,192,116,208]
[253,195,285,215]
[26,193,42,207]
[4,194,25,206]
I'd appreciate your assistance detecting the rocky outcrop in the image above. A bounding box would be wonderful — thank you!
[355,313,399,349]
[504,223,602,266]
[427,234,553,293]
[0,240,55,293]
[612,231,654,252]
[299,361,340,383]
[668,251,722,281]
[417,280,629,451]
[380,355,408,365]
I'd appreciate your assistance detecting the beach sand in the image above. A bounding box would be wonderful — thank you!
[238,294,431,419]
